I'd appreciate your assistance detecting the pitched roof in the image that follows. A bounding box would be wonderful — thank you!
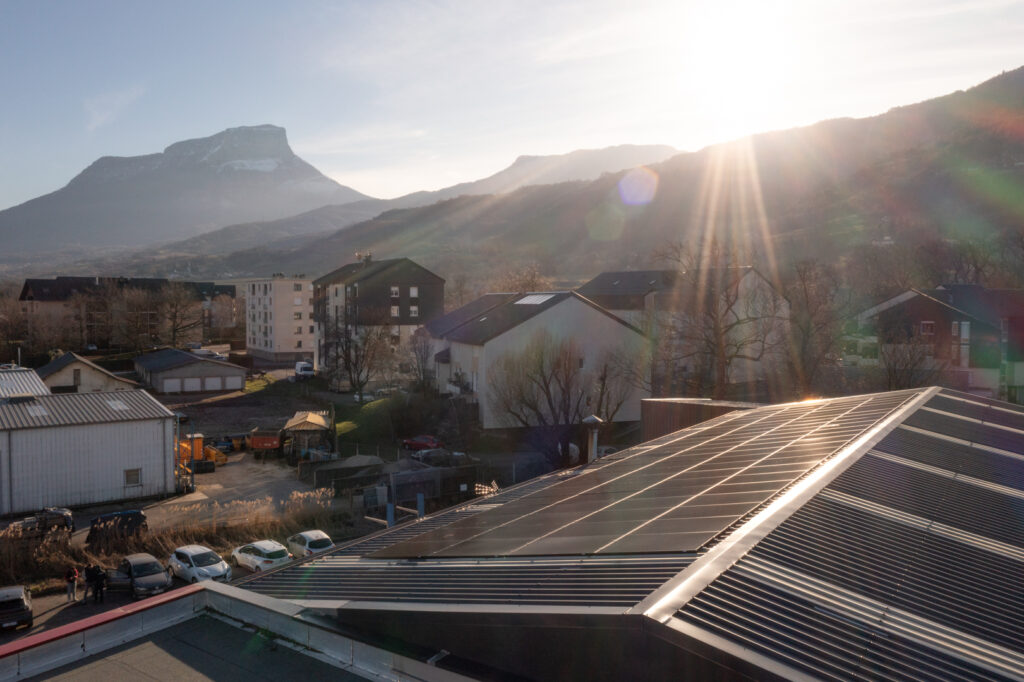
[283,411,330,431]
[576,269,679,298]
[237,387,1024,680]
[423,293,517,337]
[35,352,138,386]
[0,390,172,430]
[313,258,443,287]
[133,348,244,372]
[0,368,51,397]
[19,276,234,302]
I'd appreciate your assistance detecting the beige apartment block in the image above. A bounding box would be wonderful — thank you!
[245,275,314,362]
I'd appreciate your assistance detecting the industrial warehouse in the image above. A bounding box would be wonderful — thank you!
[0,389,175,515]
[3,386,1022,680]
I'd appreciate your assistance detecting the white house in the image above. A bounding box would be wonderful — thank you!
[425,291,650,429]
[0,390,176,515]
[36,352,138,393]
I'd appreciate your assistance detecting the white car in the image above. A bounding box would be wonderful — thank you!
[169,544,232,583]
[231,540,292,572]
[286,530,335,558]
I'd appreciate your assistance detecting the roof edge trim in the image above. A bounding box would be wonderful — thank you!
[635,386,939,623]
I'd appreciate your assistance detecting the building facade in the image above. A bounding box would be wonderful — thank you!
[426,291,650,429]
[0,390,175,515]
[36,352,138,393]
[244,275,314,362]
[313,256,445,374]
[134,349,247,393]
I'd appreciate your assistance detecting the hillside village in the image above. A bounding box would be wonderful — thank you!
[3,47,1024,681]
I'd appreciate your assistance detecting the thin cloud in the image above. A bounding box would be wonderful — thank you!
[84,84,145,132]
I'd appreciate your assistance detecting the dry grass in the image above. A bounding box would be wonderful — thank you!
[0,490,355,593]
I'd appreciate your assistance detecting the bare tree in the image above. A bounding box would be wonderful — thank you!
[490,261,553,293]
[158,282,203,346]
[660,239,783,399]
[320,308,392,400]
[408,331,434,392]
[488,331,634,468]
[112,287,160,352]
[0,293,26,362]
[879,329,947,390]
[784,259,849,395]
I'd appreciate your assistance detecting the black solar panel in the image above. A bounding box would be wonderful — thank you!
[371,391,920,559]
[830,454,1024,547]
[242,554,695,607]
[904,409,1024,455]
[875,427,1024,491]
[747,496,1024,650]
[677,571,1009,682]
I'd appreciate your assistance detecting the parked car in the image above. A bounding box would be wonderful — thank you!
[8,507,74,541]
[286,530,335,558]
[401,435,443,451]
[86,510,148,545]
[0,586,32,630]
[105,553,173,599]
[168,545,232,583]
[230,540,292,572]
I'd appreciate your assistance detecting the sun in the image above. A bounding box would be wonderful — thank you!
[653,0,813,142]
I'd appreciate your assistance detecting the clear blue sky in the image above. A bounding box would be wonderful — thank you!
[2,0,1023,209]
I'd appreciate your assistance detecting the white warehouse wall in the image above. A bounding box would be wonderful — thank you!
[0,418,174,515]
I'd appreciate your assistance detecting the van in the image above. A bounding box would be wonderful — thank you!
[294,361,315,379]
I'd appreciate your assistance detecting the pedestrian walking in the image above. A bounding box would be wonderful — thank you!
[64,565,78,602]
[93,565,106,603]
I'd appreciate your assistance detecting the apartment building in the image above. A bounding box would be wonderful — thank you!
[312,255,444,371]
[245,274,314,362]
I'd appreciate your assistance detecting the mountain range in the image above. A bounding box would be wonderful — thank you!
[4,66,1024,286]
[0,125,370,255]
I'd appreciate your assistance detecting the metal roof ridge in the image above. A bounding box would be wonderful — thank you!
[634,386,938,623]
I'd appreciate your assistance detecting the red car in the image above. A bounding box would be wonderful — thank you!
[401,435,443,451]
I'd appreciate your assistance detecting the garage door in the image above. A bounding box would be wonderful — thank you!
[183,378,202,392]
[225,376,243,390]
[204,376,223,391]
[162,378,182,393]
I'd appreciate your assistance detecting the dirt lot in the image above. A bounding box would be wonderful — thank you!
[160,369,328,437]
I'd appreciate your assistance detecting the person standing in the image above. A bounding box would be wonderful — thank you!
[93,565,106,603]
[64,565,78,602]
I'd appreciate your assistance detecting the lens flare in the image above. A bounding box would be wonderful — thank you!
[618,167,659,205]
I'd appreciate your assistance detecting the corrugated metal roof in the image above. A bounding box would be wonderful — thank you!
[0,368,50,397]
[0,389,173,430]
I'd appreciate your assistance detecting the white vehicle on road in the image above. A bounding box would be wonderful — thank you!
[286,530,335,558]
[169,545,232,583]
[230,540,291,572]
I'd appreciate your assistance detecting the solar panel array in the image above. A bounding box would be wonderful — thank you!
[676,388,1024,680]
[372,390,920,558]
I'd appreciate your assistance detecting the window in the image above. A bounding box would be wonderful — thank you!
[410,305,419,318]
[124,468,141,486]
[294,297,303,306]
[409,286,419,298]
[294,312,302,320]
[294,283,302,292]
[952,321,959,337]
[390,285,400,297]
[920,321,935,336]
[73,368,81,386]
[296,326,303,334]
[391,305,400,317]
[296,340,303,348]
[309,325,314,334]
